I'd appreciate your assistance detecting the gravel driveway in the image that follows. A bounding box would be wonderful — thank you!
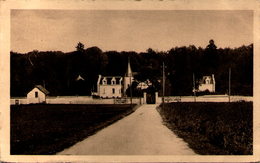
[58,104,196,155]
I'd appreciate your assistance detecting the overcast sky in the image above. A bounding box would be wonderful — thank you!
[11,10,253,53]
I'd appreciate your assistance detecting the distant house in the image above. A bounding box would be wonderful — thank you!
[27,85,49,104]
[136,80,152,90]
[76,74,85,81]
[74,74,89,95]
[198,74,216,92]
[137,82,149,90]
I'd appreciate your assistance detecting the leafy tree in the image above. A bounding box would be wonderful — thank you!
[125,81,143,97]
[206,39,217,50]
[76,42,85,52]
[204,39,219,74]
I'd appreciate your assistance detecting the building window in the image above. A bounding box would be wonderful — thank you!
[112,88,115,94]
[35,92,38,98]
[103,88,106,94]
[119,89,121,94]
[111,77,117,85]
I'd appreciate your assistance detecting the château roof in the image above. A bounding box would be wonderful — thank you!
[99,76,123,85]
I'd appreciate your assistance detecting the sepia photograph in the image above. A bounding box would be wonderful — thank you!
[9,9,253,155]
[1,0,259,162]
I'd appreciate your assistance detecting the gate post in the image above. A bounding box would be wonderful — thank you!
[143,92,147,104]
[155,92,159,104]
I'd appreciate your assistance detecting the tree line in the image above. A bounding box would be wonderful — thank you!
[11,40,253,97]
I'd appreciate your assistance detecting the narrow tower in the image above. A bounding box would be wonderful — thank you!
[123,58,134,96]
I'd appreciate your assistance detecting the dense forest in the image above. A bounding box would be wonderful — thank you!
[11,40,253,97]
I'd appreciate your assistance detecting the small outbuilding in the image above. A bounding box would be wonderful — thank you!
[27,85,50,104]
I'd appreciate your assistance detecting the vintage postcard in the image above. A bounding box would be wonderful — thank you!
[0,0,260,162]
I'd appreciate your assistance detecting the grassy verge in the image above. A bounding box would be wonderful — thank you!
[157,102,252,155]
[11,104,137,155]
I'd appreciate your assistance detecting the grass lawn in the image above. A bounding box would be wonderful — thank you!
[11,104,137,155]
[157,102,253,155]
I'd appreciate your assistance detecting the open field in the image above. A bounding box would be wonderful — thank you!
[11,104,136,155]
[157,102,253,155]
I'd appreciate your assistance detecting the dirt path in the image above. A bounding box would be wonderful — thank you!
[58,104,196,155]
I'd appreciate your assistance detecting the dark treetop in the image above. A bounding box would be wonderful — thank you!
[11,41,253,97]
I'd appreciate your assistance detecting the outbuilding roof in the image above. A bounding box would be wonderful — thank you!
[35,85,50,95]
